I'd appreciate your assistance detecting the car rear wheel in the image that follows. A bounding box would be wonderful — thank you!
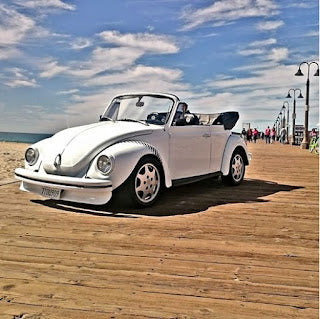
[222,151,245,186]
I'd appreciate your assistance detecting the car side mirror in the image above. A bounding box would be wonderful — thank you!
[99,115,102,121]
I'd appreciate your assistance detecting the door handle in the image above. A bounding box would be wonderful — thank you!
[202,133,210,138]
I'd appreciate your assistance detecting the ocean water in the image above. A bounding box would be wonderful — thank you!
[0,132,53,144]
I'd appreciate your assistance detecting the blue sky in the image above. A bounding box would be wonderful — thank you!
[0,0,318,133]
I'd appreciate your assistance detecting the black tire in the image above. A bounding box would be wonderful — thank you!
[115,156,163,208]
[222,150,245,186]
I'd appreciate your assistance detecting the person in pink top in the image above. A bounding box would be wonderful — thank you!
[270,127,276,144]
[310,128,318,138]
[253,128,259,143]
[265,126,271,144]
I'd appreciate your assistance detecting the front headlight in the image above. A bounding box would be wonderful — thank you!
[25,148,39,166]
[96,155,113,174]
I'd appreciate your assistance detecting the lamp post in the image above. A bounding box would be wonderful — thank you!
[286,88,303,145]
[280,105,286,143]
[281,105,286,128]
[283,101,289,144]
[279,111,283,128]
[278,112,282,140]
[295,61,319,149]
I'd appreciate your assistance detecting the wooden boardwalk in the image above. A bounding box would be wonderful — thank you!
[0,141,318,319]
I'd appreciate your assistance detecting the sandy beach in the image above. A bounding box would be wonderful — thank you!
[0,142,29,182]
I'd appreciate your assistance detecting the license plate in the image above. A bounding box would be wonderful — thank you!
[41,187,61,200]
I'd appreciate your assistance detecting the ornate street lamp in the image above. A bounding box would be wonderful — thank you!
[283,101,290,144]
[295,61,319,149]
[274,118,278,136]
[279,105,286,143]
[278,111,282,138]
[286,88,303,145]
[281,105,286,127]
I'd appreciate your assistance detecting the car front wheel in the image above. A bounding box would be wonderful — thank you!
[116,156,163,207]
[222,151,245,186]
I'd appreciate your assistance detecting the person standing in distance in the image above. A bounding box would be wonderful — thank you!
[265,126,271,144]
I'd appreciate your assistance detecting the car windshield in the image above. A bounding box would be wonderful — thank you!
[101,95,174,125]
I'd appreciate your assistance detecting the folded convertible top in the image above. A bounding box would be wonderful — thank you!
[195,111,239,130]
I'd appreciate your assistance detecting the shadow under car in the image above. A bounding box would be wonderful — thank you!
[31,178,303,218]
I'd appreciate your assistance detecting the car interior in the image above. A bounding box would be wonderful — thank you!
[146,111,239,130]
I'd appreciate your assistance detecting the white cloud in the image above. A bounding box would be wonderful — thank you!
[1,67,38,88]
[238,48,265,56]
[57,89,79,95]
[88,47,144,72]
[34,27,184,126]
[85,65,183,87]
[233,62,275,71]
[39,47,145,79]
[38,28,182,81]
[211,21,235,28]
[201,63,319,130]
[249,38,277,47]
[0,4,67,61]
[256,20,284,31]
[267,47,289,62]
[39,60,69,78]
[0,47,21,60]
[0,4,35,46]
[6,79,38,88]
[202,32,218,38]
[237,38,278,58]
[99,30,179,54]
[13,0,76,11]
[181,0,279,31]
[31,26,70,40]
[206,64,309,92]
[71,38,92,50]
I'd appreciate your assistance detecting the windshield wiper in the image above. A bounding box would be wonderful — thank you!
[118,119,149,126]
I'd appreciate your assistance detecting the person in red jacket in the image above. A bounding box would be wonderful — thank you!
[265,126,271,144]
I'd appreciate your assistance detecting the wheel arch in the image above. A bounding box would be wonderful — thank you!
[133,153,165,186]
[233,146,249,165]
[220,135,249,176]
[87,140,172,190]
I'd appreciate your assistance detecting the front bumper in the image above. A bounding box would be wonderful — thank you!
[15,168,112,205]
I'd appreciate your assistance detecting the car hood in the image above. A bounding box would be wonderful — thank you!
[41,121,153,176]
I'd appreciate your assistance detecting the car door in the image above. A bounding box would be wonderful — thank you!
[169,125,211,180]
[209,124,230,172]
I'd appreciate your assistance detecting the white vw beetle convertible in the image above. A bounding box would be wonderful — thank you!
[15,93,250,207]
